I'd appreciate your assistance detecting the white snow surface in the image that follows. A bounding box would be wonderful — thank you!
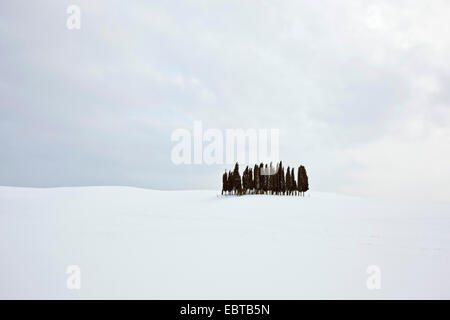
[0,186,449,299]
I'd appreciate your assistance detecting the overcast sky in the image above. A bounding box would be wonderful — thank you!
[1,0,450,201]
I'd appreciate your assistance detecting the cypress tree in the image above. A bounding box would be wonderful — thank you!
[259,163,264,194]
[245,166,250,194]
[242,167,246,194]
[291,167,296,196]
[249,168,254,194]
[233,163,242,195]
[242,166,248,194]
[279,162,283,194]
[277,162,282,195]
[263,164,268,194]
[300,165,309,196]
[286,166,291,195]
[222,171,227,195]
[227,170,233,194]
[272,162,277,194]
[268,162,274,194]
[221,162,309,197]
[254,164,260,194]
[280,165,285,195]
[297,167,303,196]
[273,162,279,195]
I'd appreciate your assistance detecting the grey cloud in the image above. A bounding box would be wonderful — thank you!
[1,0,449,200]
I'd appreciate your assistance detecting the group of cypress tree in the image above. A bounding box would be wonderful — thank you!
[222,162,309,196]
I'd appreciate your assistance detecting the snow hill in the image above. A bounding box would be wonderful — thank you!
[0,186,449,299]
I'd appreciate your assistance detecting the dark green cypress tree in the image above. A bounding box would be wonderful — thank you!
[242,166,248,194]
[268,162,273,195]
[286,166,291,195]
[280,164,285,195]
[300,165,309,196]
[273,162,279,195]
[254,164,260,194]
[245,166,250,194]
[227,170,233,193]
[277,161,282,195]
[275,164,278,194]
[259,163,264,194]
[291,167,296,196]
[233,163,241,195]
[222,171,227,195]
[249,167,254,194]
[220,163,308,196]
[297,167,303,196]
[263,164,268,194]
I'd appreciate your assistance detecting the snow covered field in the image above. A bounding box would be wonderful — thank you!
[0,186,449,299]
